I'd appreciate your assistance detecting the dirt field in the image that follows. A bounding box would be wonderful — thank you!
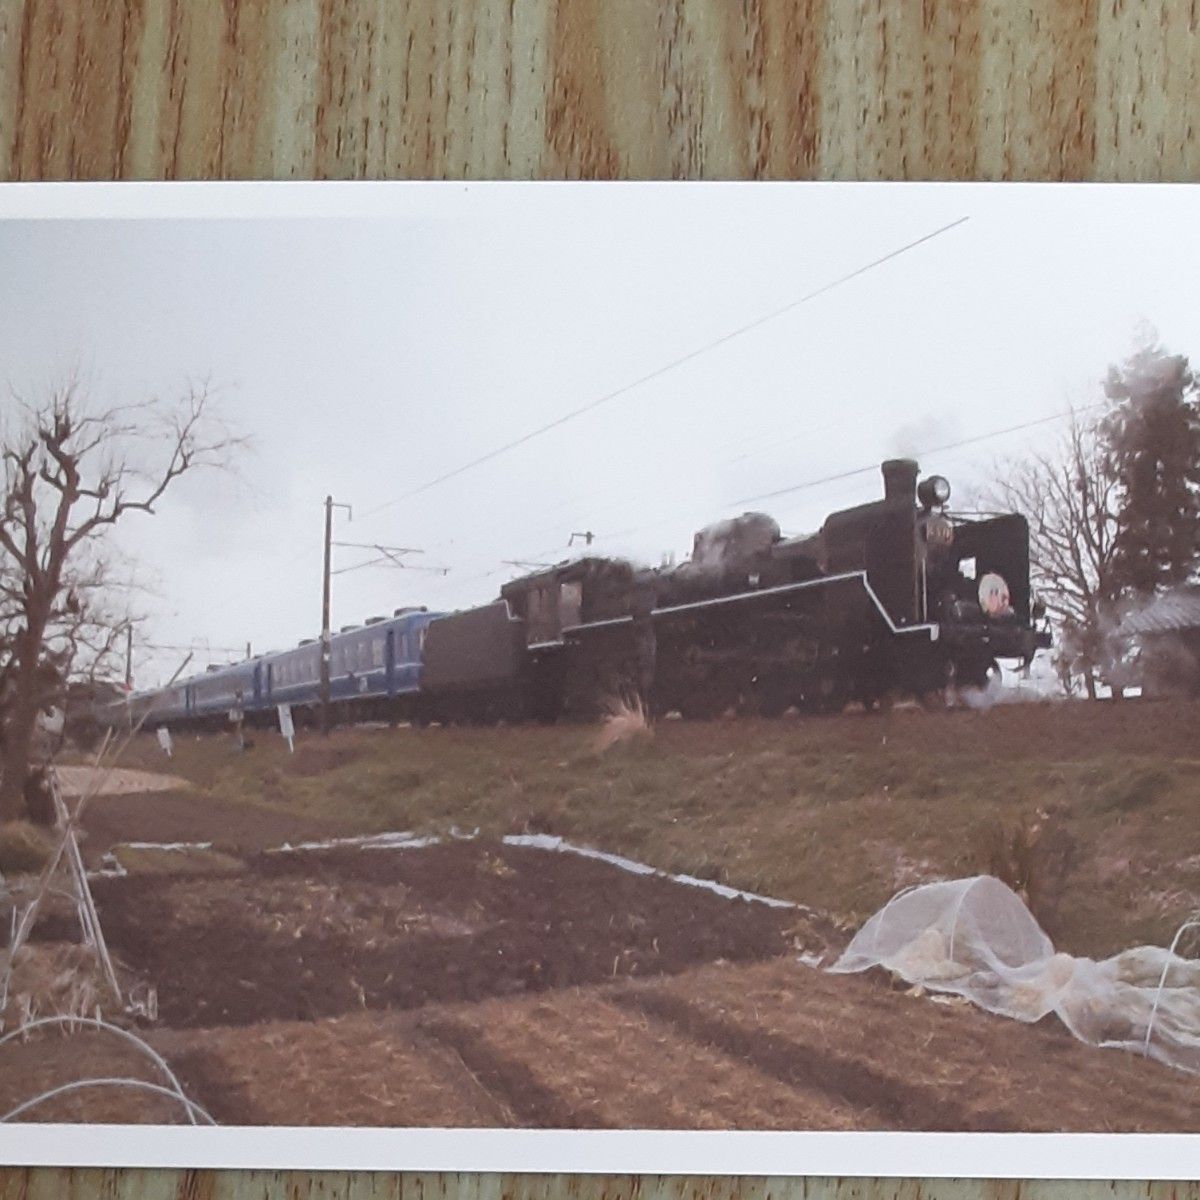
[6,836,1200,1130]
[87,840,810,1028]
[7,698,1200,1130]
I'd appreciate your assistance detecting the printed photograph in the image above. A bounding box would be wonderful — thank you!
[1,183,1200,1136]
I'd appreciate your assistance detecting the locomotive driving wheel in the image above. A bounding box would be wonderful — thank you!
[915,656,958,711]
[951,657,1001,703]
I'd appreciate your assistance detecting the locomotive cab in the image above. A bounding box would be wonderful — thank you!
[927,511,1050,670]
[818,459,1049,694]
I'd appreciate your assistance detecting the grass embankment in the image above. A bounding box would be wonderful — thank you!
[108,699,1200,959]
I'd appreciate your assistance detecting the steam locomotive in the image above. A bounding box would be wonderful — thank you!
[101,459,1050,731]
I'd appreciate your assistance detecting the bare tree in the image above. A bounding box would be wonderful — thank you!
[0,382,238,821]
[982,409,1121,698]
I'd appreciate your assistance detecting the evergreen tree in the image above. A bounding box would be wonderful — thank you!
[1102,335,1200,596]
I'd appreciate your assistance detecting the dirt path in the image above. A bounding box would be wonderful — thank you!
[74,790,354,863]
[55,765,191,797]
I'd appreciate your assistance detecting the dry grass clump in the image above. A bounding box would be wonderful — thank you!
[0,822,54,876]
[1,942,105,1031]
[969,806,1075,939]
[1098,765,1172,812]
[594,695,653,753]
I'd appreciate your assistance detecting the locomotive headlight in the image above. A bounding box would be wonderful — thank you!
[978,572,1012,617]
[917,475,952,509]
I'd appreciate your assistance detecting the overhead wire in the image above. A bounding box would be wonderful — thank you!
[156,210,1089,660]
[331,554,450,577]
[498,403,1104,564]
[455,411,849,560]
[358,216,971,520]
[152,217,972,661]
[730,403,1106,508]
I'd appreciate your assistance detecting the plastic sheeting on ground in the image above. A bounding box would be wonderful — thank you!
[828,875,1200,1074]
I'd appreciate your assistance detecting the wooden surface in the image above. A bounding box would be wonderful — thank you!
[2,0,1198,1196]
[0,0,1197,181]
[3,1176,1200,1200]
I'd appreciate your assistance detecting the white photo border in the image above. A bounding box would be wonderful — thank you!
[2,1126,1200,1178]
[0,179,1197,1178]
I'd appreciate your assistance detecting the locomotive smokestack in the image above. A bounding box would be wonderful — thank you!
[880,459,919,505]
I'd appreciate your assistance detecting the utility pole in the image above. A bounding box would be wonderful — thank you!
[318,500,443,733]
[320,497,332,735]
[124,625,133,690]
[320,495,352,735]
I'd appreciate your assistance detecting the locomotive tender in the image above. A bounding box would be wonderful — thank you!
[101,459,1049,732]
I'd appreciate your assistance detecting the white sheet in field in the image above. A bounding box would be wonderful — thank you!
[828,875,1200,1074]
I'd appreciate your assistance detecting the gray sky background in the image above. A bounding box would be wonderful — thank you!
[0,184,1195,687]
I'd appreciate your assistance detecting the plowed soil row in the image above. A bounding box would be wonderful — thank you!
[612,987,995,1131]
[620,960,1200,1132]
[140,956,1200,1132]
[418,990,870,1131]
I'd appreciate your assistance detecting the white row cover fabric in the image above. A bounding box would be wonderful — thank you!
[828,875,1200,1074]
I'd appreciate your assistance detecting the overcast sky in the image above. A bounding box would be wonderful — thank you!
[0,183,1196,686]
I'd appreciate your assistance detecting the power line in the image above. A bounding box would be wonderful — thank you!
[169,216,971,650]
[329,539,447,576]
[561,404,1101,555]
[396,399,1106,587]
[331,554,450,577]
[332,541,424,555]
[731,404,1104,508]
[360,215,971,520]
[142,642,244,655]
[153,403,1096,678]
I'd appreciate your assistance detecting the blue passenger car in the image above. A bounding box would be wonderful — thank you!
[317,607,440,718]
[108,605,446,732]
[262,640,321,711]
[186,660,258,722]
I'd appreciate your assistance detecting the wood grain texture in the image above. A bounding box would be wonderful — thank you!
[1,0,1197,1196]
[2,1175,1200,1200]
[0,0,1197,180]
